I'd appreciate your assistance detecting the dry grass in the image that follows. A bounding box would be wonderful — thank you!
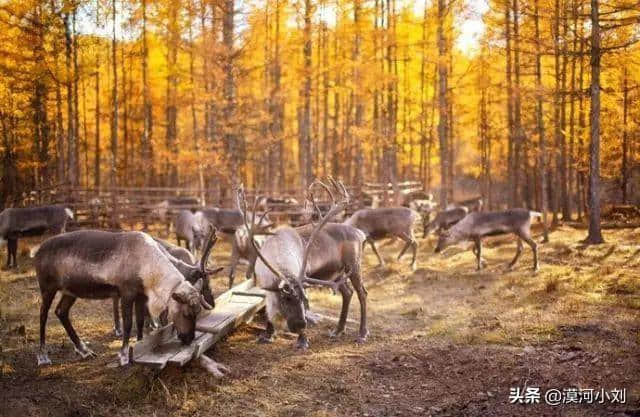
[0,227,639,416]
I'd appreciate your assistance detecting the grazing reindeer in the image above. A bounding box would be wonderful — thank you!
[435,208,542,271]
[175,210,210,254]
[448,196,483,212]
[201,207,272,234]
[239,179,367,349]
[33,228,216,366]
[344,207,419,269]
[154,237,196,264]
[256,196,299,212]
[0,205,74,268]
[227,225,270,289]
[423,206,469,238]
[108,234,221,337]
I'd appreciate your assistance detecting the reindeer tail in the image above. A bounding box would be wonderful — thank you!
[65,208,74,220]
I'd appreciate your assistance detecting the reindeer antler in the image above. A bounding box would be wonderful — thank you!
[237,185,287,283]
[200,224,218,274]
[298,178,350,285]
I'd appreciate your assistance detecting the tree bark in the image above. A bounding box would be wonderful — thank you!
[437,0,449,207]
[223,0,240,191]
[141,0,154,186]
[165,0,179,186]
[298,0,313,191]
[586,0,604,244]
[534,0,549,242]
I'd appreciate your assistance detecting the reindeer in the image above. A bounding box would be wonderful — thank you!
[227,225,270,289]
[448,196,483,212]
[153,237,197,264]
[108,234,221,337]
[33,228,217,366]
[434,208,541,271]
[239,178,368,349]
[0,205,74,268]
[423,206,469,238]
[175,210,210,254]
[344,207,419,269]
[201,207,272,234]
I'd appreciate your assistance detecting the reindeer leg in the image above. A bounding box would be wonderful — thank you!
[199,354,231,378]
[37,289,56,366]
[508,238,524,270]
[118,296,135,366]
[55,295,95,359]
[246,258,256,281]
[367,238,385,267]
[134,296,146,341]
[475,237,483,271]
[520,233,539,272]
[330,282,353,339]
[350,268,369,343]
[8,238,17,268]
[228,247,238,289]
[295,330,309,350]
[257,321,275,344]
[397,232,418,270]
[112,296,122,337]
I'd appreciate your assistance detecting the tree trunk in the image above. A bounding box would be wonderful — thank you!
[534,0,549,242]
[621,66,629,204]
[63,12,76,185]
[141,0,154,186]
[223,0,239,191]
[110,0,118,225]
[512,0,523,207]
[165,0,179,186]
[586,0,604,244]
[437,0,449,207]
[353,0,364,204]
[505,0,514,207]
[298,0,313,191]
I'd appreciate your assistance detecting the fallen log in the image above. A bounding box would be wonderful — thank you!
[131,278,266,370]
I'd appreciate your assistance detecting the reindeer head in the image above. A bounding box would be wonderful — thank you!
[434,229,456,253]
[187,225,221,307]
[238,178,349,334]
[169,279,213,345]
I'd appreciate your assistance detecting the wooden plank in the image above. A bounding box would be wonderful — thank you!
[130,324,176,359]
[132,279,265,369]
[167,298,265,367]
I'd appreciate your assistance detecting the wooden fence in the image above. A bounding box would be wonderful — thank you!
[9,180,425,230]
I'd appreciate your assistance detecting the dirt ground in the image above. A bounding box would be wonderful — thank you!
[1,225,639,417]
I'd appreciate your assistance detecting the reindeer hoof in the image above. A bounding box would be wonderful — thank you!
[295,337,309,350]
[117,350,130,366]
[356,330,370,344]
[199,355,230,378]
[329,329,345,339]
[114,328,122,337]
[36,352,51,366]
[306,311,321,326]
[256,334,274,344]
[75,347,96,359]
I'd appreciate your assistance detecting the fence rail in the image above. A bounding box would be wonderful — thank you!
[9,180,426,230]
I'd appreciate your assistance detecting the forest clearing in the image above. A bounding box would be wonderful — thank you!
[1,226,639,417]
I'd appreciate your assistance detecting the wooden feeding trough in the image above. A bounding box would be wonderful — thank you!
[131,279,266,370]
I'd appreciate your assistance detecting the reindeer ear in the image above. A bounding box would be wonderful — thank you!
[172,291,189,304]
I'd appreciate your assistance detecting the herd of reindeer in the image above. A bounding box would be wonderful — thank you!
[0,178,542,372]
